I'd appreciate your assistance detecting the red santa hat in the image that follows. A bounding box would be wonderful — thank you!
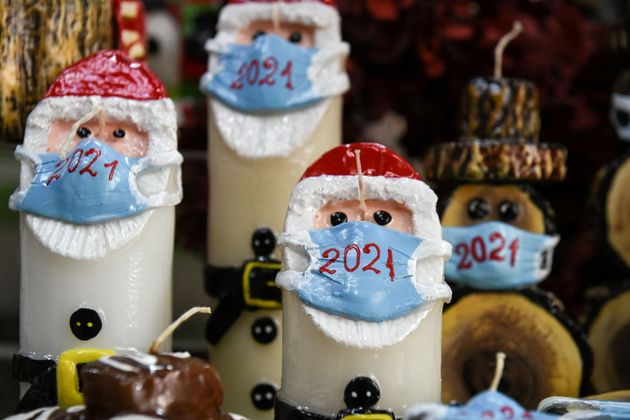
[283,142,443,239]
[23,50,177,155]
[216,0,342,47]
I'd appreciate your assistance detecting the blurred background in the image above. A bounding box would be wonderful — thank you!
[1,0,630,415]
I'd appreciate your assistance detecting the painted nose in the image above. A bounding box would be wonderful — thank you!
[344,376,380,409]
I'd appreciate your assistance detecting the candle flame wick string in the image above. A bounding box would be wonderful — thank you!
[58,107,102,159]
[149,306,212,355]
[97,109,106,138]
[494,21,523,79]
[272,0,283,31]
[490,351,506,392]
[355,150,368,218]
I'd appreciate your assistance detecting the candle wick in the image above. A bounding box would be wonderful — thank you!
[97,109,106,138]
[355,150,368,218]
[58,107,101,159]
[149,307,212,355]
[272,0,283,31]
[489,351,506,392]
[494,21,523,79]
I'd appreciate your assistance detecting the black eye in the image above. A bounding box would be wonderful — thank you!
[467,198,490,220]
[69,308,102,341]
[330,212,348,226]
[373,210,392,226]
[252,30,266,41]
[112,128,125,138]
[617,110,630,127]
[288,31,302,43]
[498,200,521,222]
[77,127,91,138]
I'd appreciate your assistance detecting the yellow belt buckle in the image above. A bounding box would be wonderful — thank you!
[242,261,282,309]
[57,347,115,407]
[340,415,394,420]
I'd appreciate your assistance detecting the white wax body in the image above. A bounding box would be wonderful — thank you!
[19,207,174,360]
[280,292,444,415]
[206,98,342,419]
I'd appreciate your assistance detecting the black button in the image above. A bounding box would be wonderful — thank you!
[69,308,102,341]
[251,383,276,410]
[252,228,276,257]
[251,316,278,344]
[344,376,380,409]
[617,109,630,127]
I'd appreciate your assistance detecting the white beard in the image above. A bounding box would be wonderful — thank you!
[24,211,151,260]
[303,303,430,349]
[210,98,329,159]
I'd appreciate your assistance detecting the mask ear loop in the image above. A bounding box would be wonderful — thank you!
[354,150,369,220]
[57,107,102,159]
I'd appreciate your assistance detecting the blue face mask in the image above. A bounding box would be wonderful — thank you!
[406,390,557,419]
[201,34,324,112]
[442,221,559,290]
[10,138,182,225]
[277,221,451,322]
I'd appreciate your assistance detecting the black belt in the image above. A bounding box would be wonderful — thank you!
[12,353,57,413]
[205,228,282,344]
[275,396,397,420]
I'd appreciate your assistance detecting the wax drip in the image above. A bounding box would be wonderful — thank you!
[489,351,506,392]
[58,107,102,158]
[149,307,212,355]
[494,21,523,79]
[355,150,368,219]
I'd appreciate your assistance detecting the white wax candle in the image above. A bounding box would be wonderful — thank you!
[201,2,349,417]
[276,143,451,417]
[206,97,342,418]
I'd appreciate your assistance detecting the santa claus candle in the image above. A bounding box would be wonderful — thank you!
[275,143,452,418]
[200,0,349,417]
[9,50,182,409]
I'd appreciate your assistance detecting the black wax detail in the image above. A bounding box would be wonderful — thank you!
[113,128,126,138]
[467,197,489,220]
[373,210,392,226]
[205,229,282,344]
[617,109,630,127]
[251,316,278,344]
[12,353,55,384]
[252,227,276,258]
[344,376,380,409]
[498,200,521,222]
[289,31,302,43]
[69,308,102,341]
[274,395,332,419]
[148,37,160,55]
[331,212,348,226]
[14,365,57,413]
[77,127,91,138]
[251,383,277,410]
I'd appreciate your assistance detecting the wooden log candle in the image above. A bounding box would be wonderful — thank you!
[425,22,590,407]
[200,1,349,417]
[9,50,183,411]
[0,0,147,142]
